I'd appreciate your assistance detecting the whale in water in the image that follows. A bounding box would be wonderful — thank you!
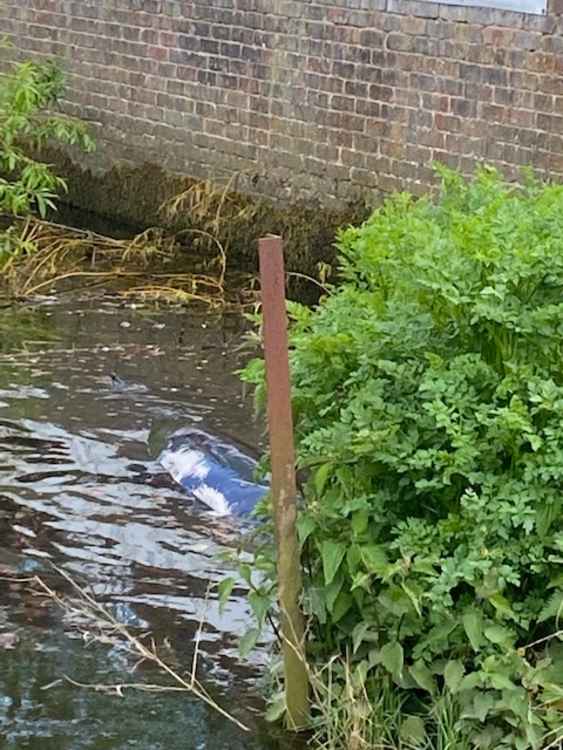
[107,374,268,517]
[156,427,269,517]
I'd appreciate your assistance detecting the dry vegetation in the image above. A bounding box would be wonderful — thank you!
[0,179,262,310]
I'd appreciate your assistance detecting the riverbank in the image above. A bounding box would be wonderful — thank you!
[36,146,372,292]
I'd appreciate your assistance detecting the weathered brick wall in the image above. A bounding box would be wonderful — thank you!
[1,0,562,206]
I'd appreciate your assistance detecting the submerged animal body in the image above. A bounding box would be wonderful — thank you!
[157,428,268,517]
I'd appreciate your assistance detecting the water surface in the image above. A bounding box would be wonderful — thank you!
[0,298,290,750]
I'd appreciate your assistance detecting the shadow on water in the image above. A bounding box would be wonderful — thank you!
[0,299,300,750]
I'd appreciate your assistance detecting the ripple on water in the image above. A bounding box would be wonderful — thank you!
[0,300,290,750]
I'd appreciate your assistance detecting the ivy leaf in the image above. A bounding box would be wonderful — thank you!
[380,641,404,681]
[321,541,347,585]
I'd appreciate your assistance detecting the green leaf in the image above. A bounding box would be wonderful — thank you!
[332,591,353,623]
[444,660,465,693]
[503,687,530,720]
[351,509,369,536]
[488,671,517,691]
[321,540,346,585]
[401,582,422,617]
[350,571,371,592]
[324,574,344,614]
[377,586,413,617]
[400,715,427,745]
[239,564,252,585]
[248,590,270,626]
[409,660,436,694]
[239,628,259,658]
[484,625,514,645]
[297,514,316,545]
[380,641,404,681]
[458,671,482,692]
[307,587,327,624]
[217,576,235,613]
[538,591,563,623]
[314,463,332,496]
[488,593,515,620]
[360,544,388,576]
[463,611,483,651]
[35,192,47,218]
[473,691,495,722]
[264,694,286,723]
[352,621,378,654]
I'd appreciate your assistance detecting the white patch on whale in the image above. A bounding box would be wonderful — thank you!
[193,484,231,517]
[159,448,209,484]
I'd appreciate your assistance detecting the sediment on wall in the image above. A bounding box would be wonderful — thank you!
[43,147,372,291]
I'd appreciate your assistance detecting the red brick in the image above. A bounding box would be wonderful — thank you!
[0,0,560,205]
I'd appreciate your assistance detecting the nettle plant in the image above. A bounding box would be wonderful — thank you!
[241,167,563,749]
[0,56,94,266]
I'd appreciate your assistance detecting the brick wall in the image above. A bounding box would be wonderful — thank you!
[1,0,562,207]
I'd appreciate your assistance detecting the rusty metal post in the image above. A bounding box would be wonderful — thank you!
[259,235,308,730]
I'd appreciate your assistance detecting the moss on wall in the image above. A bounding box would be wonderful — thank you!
[42,147,373,297]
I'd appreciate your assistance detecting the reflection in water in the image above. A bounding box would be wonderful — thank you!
[0,299,292,750]
[0,307,59,354]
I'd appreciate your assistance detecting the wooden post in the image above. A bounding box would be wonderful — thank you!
[258,235,308,730]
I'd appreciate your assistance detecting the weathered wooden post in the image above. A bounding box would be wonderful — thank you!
[258,235,309,730]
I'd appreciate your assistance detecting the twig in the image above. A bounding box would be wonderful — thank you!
[61,675,189,694]
[542,731,563,750]
[23,270,155,297]
[191,585,212,688]
[32,567,250,732]
[522,631,563,650]
[285,271,332,295]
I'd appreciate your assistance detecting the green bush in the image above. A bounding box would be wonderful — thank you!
[242,167,563,749]
[0,56,94,267]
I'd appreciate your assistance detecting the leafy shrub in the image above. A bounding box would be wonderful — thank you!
[242,167,563,749]
[0,55,94,266]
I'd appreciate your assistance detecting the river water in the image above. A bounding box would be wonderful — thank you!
[0,297,295,750]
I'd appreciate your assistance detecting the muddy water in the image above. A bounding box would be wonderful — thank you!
[0,299,293,750]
